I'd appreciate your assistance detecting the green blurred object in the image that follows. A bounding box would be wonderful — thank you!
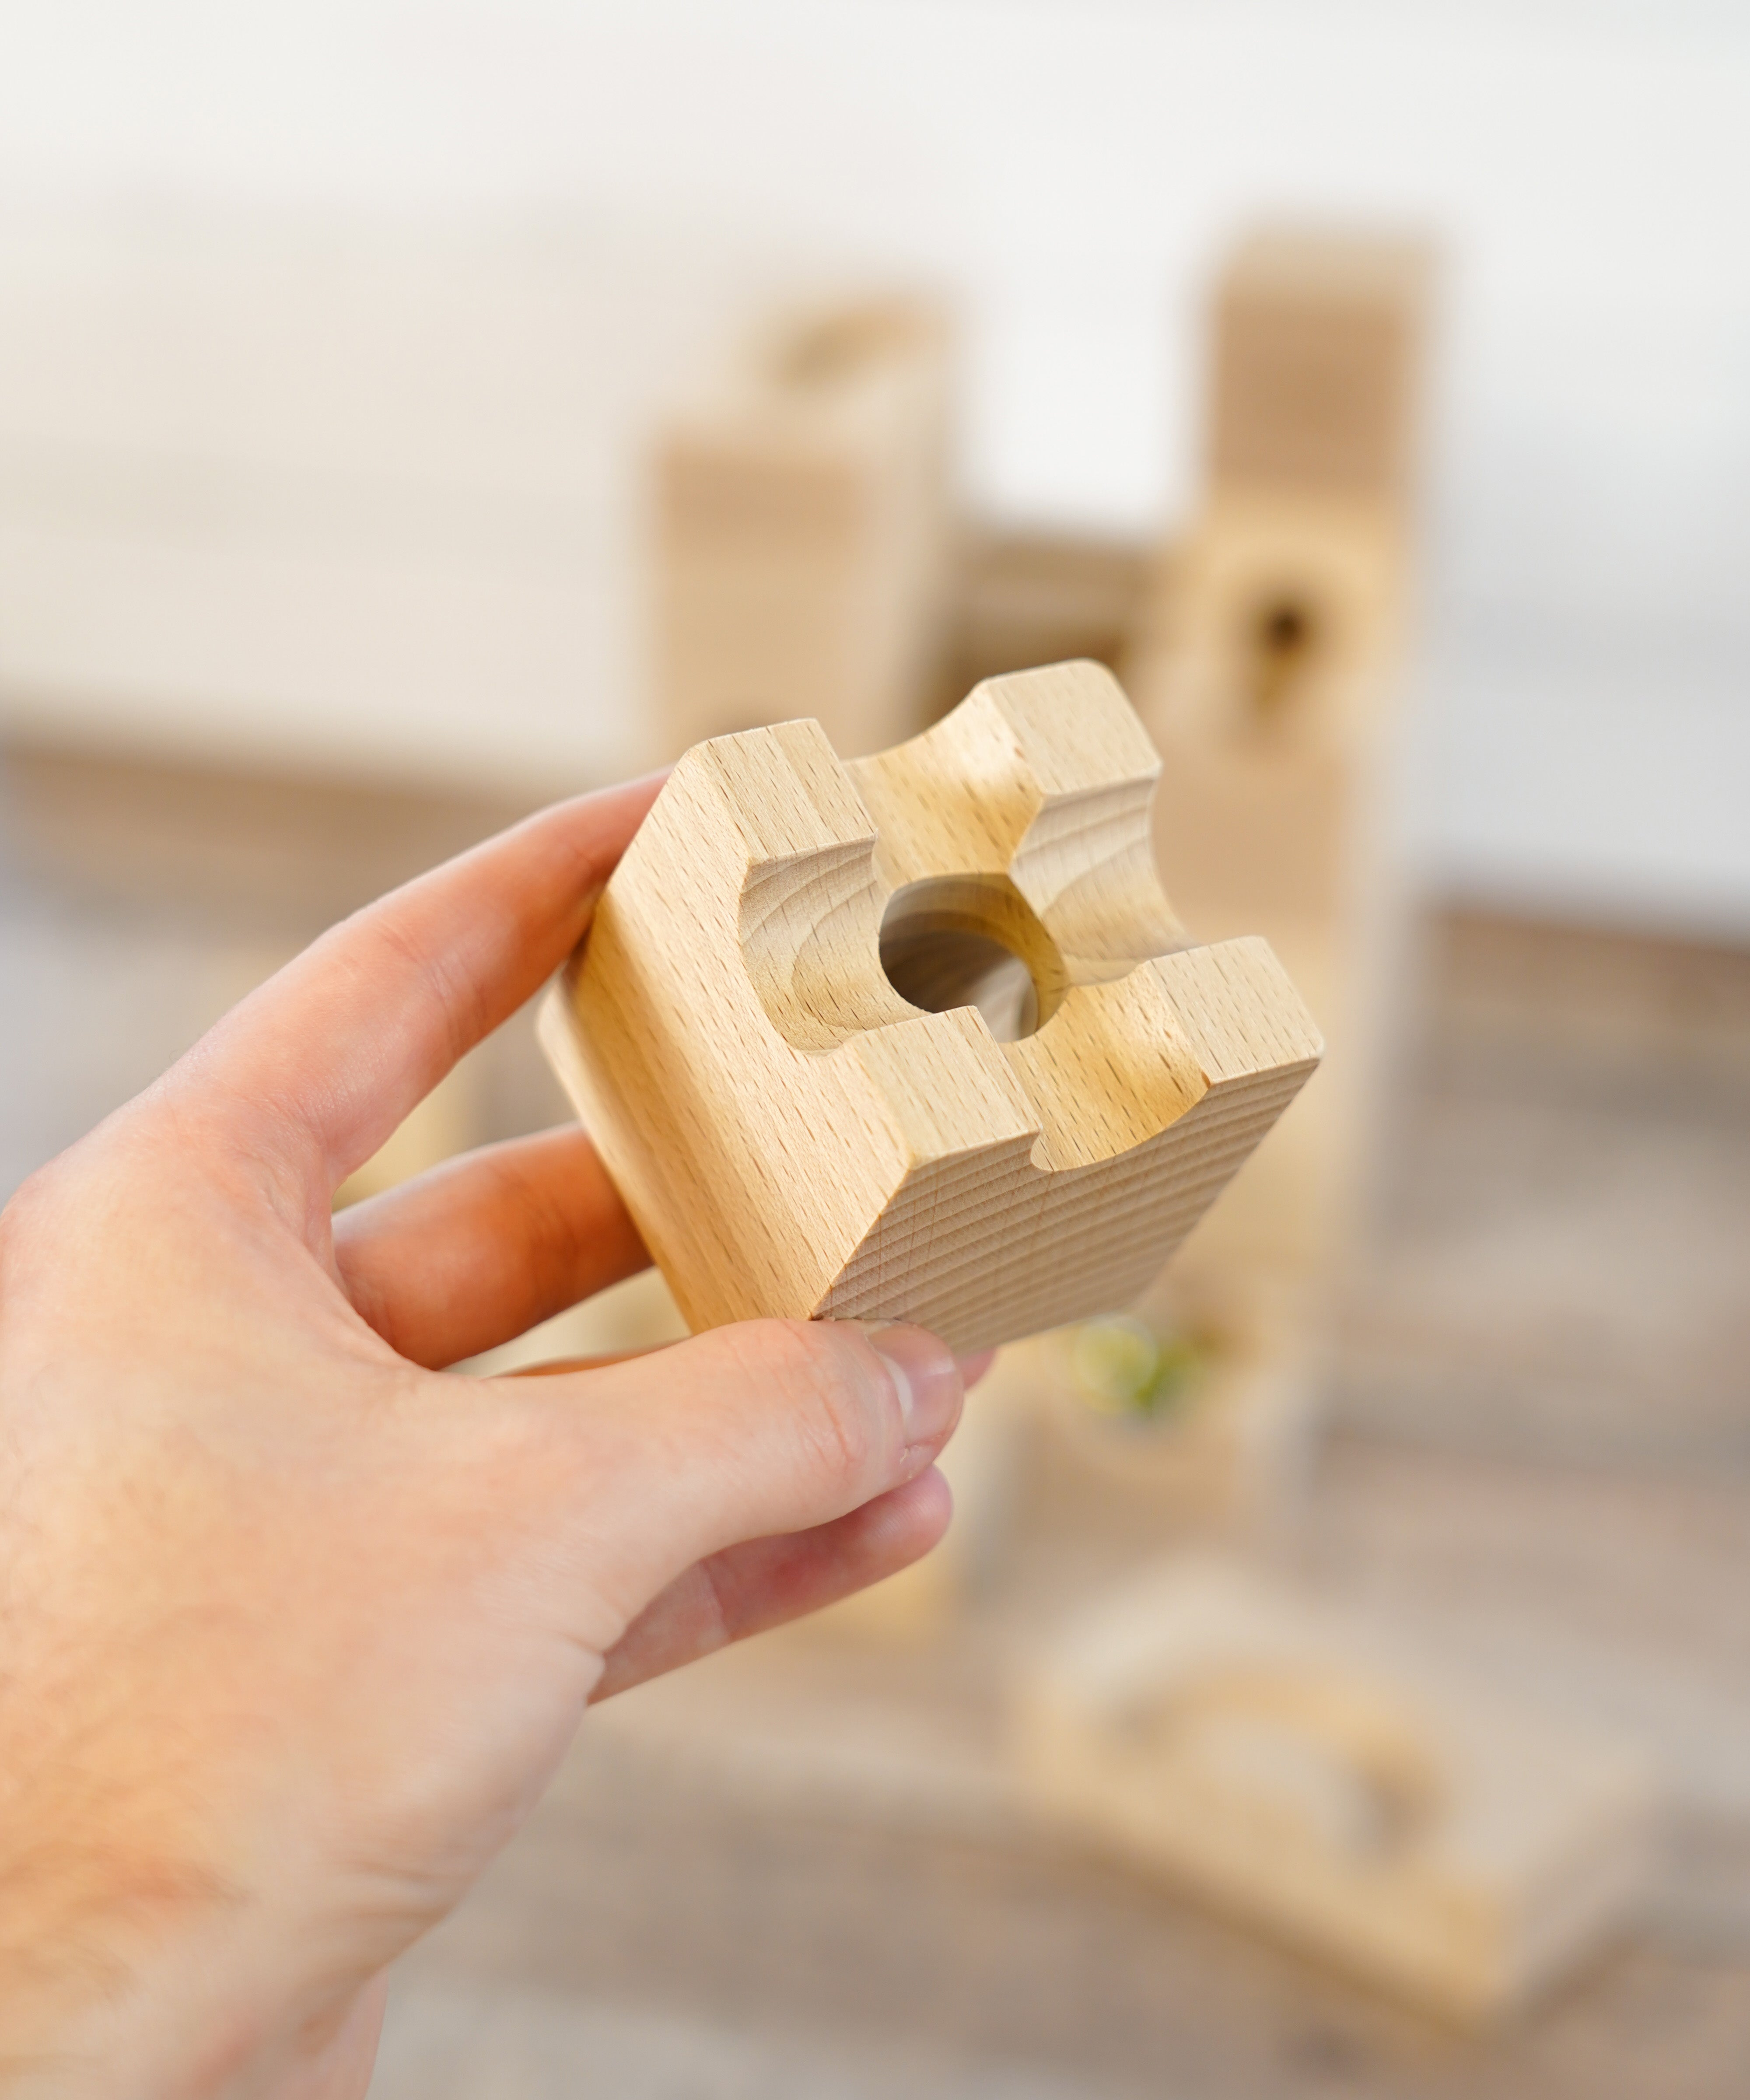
[1071,1316,1210,1424]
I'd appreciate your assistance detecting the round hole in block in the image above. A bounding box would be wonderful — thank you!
[1244,591,1320,724]
[878,874,1066,1043]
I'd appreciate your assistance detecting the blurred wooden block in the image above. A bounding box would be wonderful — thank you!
[1209,226,1435,511]
[1128,227,1438,1288]
[933,528,1152,712]
[653,295,956,761]
[1025,1305,1318,1533]
[1014,1558,1653,2023]
[1138,223,1435,922]
[540,660,1322,1357]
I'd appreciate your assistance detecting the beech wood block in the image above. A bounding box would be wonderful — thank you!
[653,295,954,760]
[1209,225,1434,511]
[540,661,1322,1357]
[1015,1558,1653,2022]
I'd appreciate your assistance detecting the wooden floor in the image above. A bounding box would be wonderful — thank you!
[6,742,1750,2098]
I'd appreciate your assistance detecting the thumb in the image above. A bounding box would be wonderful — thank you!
[491,1317,965,1644]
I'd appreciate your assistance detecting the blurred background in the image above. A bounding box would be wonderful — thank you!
[3,1,1749,2093]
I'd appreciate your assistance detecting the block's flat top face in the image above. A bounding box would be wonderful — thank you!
[1222,227,1437,315]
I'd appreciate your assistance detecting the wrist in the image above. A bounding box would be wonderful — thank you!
[0,1821,265,2096]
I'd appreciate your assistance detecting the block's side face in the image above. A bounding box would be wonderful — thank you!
[807,1002,1049,1352]
[654,299,954,762]
[810,1135,1048,1354]
[553,741,914,1331]
[1210,230,1432,508]
[811,942,1320,1355]
[1015,1058,1318,1345]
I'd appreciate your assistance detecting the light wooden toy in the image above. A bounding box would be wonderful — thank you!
[1014,1558,1653,2023]
[540,661,1322,1358]
[652,294,955,762]
[1131,227,1436,1284]
[1028,1298,1317,1531]
[1208,225,1433,512]
[1141,222,1434,769]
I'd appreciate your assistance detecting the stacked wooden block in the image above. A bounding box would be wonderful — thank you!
[651,295,956,761]
[1135,225,1436,1294]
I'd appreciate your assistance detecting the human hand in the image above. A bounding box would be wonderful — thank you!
[0,780,975,2096]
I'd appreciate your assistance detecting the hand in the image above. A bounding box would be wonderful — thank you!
[0,780,976,2096]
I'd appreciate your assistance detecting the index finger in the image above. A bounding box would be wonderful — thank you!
[170,772,664,1203]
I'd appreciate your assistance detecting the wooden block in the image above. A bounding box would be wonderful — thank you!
[540,661,1323,1357]
[1141,490,1406,763]
[932,527,1153,716]
[1028,1305,1318,1531]
[652,295,956,761]
[1166,908,1421,1282]
[1208,226,1435,511]
[1130,516,1424,1289]
[1014,1558,1653,2022]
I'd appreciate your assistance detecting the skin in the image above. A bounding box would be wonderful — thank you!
[0,778,980,2097]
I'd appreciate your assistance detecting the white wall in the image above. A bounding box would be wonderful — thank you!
[1,0,1747,928]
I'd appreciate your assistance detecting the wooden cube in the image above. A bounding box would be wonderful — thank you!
[540,661,1322,1357]
[1014,1558,1653,2022]
[652,295,956,761]
[1208,226,1434,511]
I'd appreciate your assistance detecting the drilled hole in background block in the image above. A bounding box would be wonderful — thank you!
[1245,592,1321,724]
[878,874,1067,1043]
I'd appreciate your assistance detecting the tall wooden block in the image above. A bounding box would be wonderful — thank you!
[1131,228,1436,1284]
[540,662,1322,1358]
[1014,1558,1653,2022]
[1209,226,1434,511]
[652,296,955,762]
